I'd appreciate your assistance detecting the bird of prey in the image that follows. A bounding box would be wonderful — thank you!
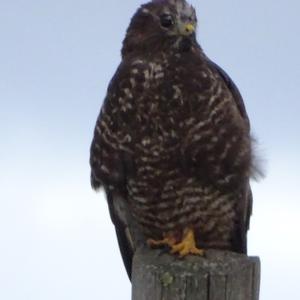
[90,0,258,279]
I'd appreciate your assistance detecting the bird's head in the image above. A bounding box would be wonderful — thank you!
[122,0,198,57]
[148,0,197,37]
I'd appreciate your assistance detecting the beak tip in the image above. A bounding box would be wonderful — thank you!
[184,24,195,34]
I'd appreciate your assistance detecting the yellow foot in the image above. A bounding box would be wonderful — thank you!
[147,234,177,248]
[171,228,204,257]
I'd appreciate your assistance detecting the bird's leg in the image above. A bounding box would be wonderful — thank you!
[147,232,177,248]
[171,227,204,257]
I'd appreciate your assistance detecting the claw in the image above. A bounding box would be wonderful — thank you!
[147,234,177,248]
[170,228,204,257]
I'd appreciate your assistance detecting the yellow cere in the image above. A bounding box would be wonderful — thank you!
[185,23,195,33]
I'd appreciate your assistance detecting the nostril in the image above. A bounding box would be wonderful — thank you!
[184,24,195,34]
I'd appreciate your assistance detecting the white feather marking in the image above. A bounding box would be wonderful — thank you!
[130,77,136,88]
[124,88,133,98]
[100,164,110,174]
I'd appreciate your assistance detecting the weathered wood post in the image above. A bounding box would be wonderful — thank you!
[132,247,260,300]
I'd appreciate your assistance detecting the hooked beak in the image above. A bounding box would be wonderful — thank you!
[179,23,195,36]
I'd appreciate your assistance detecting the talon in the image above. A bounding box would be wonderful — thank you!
[147,233,177,248]
[170,227,204,257]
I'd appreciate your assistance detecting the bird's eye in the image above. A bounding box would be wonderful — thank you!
[160,14,174,28]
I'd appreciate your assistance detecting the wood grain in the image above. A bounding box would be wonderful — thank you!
[132,247,260,300]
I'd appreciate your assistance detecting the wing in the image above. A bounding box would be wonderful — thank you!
[105,190,134,280]
[206,59,252,254]
[206,59,250,132]
[90,63,134,191]
[90,59,151,279]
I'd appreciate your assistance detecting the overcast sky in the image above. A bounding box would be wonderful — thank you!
[1,0,300,299]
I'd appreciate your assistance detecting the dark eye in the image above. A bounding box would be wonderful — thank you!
[160,14,174,28]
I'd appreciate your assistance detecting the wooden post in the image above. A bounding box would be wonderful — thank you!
[132,247,260,300]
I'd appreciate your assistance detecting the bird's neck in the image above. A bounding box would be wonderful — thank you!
[121,32,203,60]
[121,6,202,58]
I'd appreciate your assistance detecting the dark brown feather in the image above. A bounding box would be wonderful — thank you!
[90,0,255,279]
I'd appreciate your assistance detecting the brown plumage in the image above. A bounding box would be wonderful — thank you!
[90,0,256,279]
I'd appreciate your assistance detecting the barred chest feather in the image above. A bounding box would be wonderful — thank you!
[93,48,252,249]
[122,51,251,184]
[114,51,252,248]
